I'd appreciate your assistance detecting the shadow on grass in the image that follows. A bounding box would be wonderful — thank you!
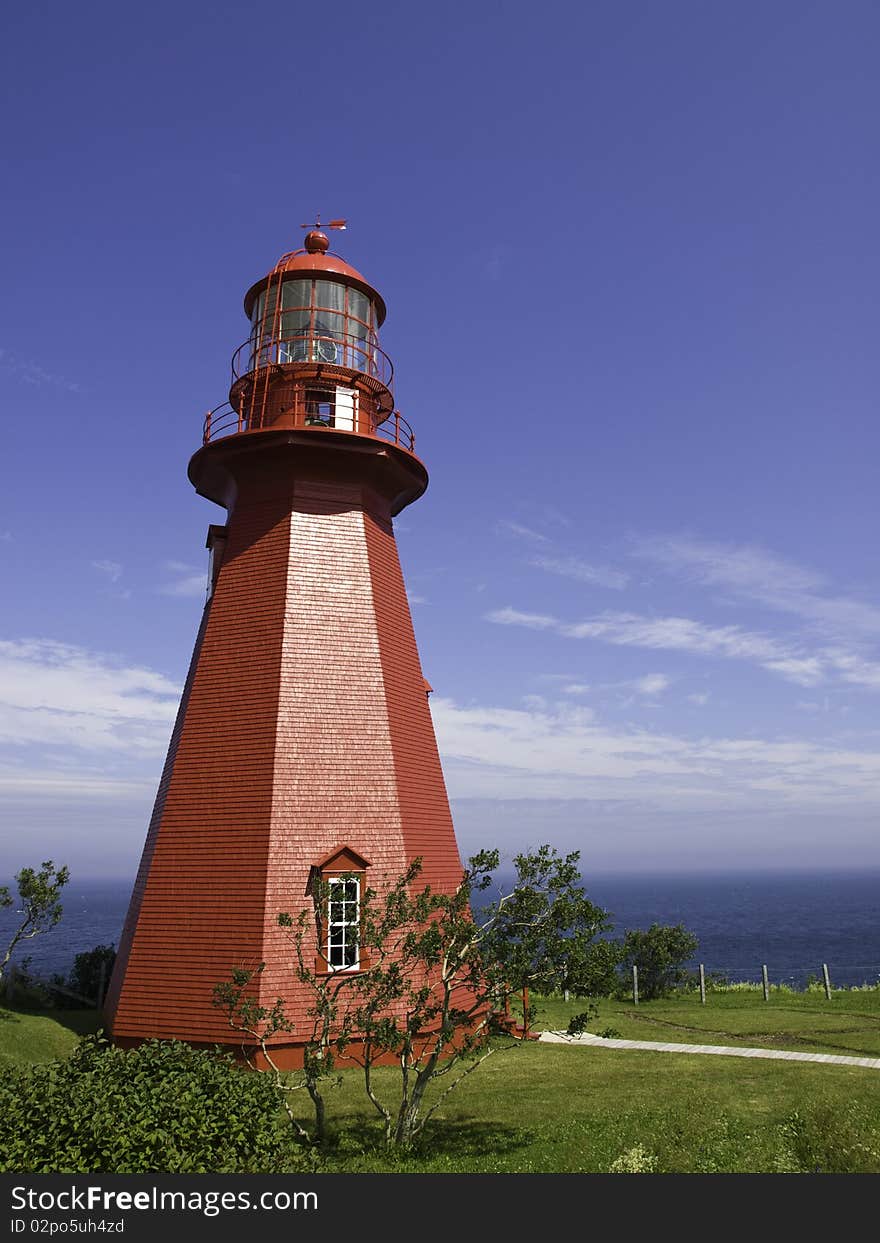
[0,1002,100,1038]
[323,1117,532,1168]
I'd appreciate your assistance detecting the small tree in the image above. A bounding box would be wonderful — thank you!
[477,845,615,1034]
[0,860,70,986]
[288,853,509,1148]
[287,846,612,1147]
[214,845,616,1149]
[617,923,698,1000]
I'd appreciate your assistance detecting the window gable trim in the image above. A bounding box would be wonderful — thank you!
[309,844,370,975]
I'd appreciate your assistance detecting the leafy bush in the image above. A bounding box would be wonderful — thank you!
[69,944,116,1003]
[0,1034,306,1173]
[616,923,698,1000]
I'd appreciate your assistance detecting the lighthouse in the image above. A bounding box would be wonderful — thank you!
[105,225,464,1065]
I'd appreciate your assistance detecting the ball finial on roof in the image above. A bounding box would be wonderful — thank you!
[304,229,330,254]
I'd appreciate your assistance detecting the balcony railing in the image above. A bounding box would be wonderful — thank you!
[202,386,416,453]
[231,331,394,391]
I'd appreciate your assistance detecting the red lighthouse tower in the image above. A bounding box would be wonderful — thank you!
[105,225,464,1064]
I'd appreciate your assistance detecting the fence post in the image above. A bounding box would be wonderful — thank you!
[699,963,706,1005]
[632,964,639,1006]
[822,963,832,1001]
[762,964,769,1002]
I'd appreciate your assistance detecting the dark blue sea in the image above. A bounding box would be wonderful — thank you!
[1,870,878,990]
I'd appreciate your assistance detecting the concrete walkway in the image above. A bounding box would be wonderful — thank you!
[539,1030,880,1070]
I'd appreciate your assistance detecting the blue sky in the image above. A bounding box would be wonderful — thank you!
[2,1,879,877]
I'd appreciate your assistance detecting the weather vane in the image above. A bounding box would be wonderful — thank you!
[300,215,347,232]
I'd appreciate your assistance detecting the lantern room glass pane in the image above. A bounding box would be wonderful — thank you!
[314,280,345,314]
[252,286,280,332]
[348,288,370,331]
[280,306,310,339]
[281,279,310,312]
[313,310,344,341]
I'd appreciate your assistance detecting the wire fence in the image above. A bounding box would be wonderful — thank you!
[691,963,880,990]
[626,961,880,1006]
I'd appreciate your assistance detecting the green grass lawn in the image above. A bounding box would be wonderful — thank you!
[292,988,880,1172]
[3,996,880,1173]
[0,1005,101,1067]
[530,988,880,1057]
[307,1039,880,1173]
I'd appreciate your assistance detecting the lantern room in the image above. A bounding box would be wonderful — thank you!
[205,228,409,450]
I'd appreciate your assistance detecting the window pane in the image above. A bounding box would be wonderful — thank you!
[254,286,279,336]
[280,308,310,338]
[281,279,310,311]
[314,280,345,313]
[348,289,370,326]
[313,311,344,350]
[326,876,359,969]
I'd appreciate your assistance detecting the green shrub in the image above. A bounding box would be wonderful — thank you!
[616,923,699,1000]
[0,1034,306,1173]
[68,944,116,1004]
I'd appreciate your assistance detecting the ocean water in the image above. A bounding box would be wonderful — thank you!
[585,870,880,989]
[1,870,878,990]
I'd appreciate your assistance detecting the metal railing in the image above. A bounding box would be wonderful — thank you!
[231,331,394,390]
[202,386,416,453]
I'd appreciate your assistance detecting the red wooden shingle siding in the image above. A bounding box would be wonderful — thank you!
[103,606,212,1029]
[108,468,464,1048]
[258,482,410,1030]
[107,481,291,1042]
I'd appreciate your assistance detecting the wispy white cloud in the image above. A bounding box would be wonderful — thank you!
[824,650,880,690]
[0,347,81,394]
[158,561,206,599]
[489,606,825,687]
[496,520,550,544]
[530,554,629,590]
[0,639,178,755]
[92,560,123,584]
[484,603,880,691]
[688,692,710,706]
[0,765,154,800]
[632,673,671,696]
[635,535,880,641]
[488,606,558,630]
[431,695,880,810]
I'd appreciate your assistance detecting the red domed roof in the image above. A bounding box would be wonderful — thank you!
[243,235,386,324]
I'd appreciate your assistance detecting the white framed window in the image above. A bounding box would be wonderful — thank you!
[326,876,360,970]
